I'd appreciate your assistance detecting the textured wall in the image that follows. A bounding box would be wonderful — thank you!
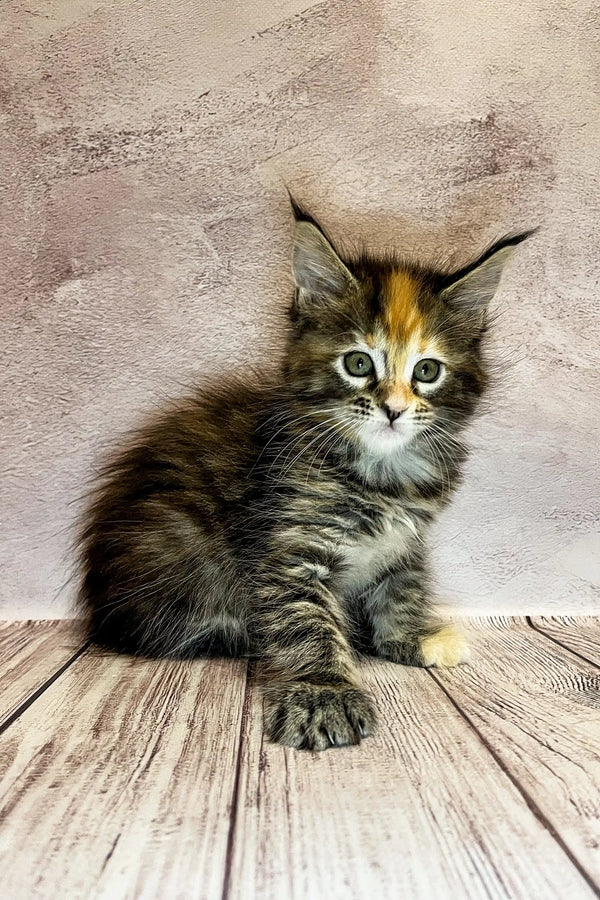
[1,0,599,617]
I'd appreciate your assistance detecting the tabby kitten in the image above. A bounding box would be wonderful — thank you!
[79,202,531,751]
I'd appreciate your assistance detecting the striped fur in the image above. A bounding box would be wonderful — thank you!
[77,204,531,750]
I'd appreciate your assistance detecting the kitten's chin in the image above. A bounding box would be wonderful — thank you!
[358,422,413,457]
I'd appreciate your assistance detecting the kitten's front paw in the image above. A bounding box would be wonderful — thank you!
[420,624,470,667]
[264,682,377,751]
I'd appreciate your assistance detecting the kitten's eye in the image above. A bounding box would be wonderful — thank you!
[413,359,441,383]
[344,351,374,377]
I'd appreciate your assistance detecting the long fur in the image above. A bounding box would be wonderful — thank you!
[77,204,530,750]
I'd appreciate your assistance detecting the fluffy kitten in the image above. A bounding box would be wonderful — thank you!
[78,202,531,751]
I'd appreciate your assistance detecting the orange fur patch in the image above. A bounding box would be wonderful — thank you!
[384,270,423,342]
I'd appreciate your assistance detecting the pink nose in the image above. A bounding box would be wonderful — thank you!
[382,403,407,423]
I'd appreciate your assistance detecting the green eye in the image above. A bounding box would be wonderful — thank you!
[344,351,374,377]
[413,358,441,383]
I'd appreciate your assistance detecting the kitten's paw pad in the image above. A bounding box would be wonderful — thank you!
[264,683,377,752]
[420,624,470,667]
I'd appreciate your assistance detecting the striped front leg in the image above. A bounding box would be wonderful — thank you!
[255,541,376,751]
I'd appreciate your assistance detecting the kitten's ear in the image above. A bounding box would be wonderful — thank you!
[438,230,535,319]
[292,218,357,308]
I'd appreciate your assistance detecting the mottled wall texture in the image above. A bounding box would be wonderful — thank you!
[1,0,599,617]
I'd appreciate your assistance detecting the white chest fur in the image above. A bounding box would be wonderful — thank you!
[336,513,418,595]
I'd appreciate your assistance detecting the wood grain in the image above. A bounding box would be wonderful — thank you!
[226,658,594,900]
[0,648,247,899]
[433,617,600,888]
[0,620,86,726]
[3,620,600,898]
[531,616,600,667]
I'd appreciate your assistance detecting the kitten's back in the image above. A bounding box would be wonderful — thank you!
[78,381,265,658]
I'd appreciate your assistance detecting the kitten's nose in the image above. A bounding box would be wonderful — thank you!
[382,403,406,424]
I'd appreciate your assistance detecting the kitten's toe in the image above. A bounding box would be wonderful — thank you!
[264,682,377,751]
[420,624,470,667]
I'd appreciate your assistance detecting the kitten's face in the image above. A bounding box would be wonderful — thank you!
[329,271,457,456]
[288,266,480,459]
[286,215,527,463]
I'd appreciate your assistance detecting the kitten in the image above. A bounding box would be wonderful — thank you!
[78,201,531,751]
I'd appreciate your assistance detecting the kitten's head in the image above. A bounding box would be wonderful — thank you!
[284,204,532,467]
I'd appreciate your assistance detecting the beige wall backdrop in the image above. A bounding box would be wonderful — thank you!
[1,0,599,617]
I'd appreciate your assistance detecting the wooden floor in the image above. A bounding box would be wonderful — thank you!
[1,619,600,899]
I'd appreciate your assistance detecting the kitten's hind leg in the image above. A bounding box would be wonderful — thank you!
[255,543,377,751]
[365,563,470,668]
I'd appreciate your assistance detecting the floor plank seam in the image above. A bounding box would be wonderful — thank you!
[0,641,91,737]
[221,660,253,900]
[525,617,600,671]
[99,831,122,877]
[426,668,600,898]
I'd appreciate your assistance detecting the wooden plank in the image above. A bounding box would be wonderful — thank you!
[0,650,247,899]
[227,658,594,900]
[0,620,86,726]
[432,617,600,889]
[531,616,600,667]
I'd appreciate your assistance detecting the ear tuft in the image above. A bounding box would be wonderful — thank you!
[438,230,535,318]
[287,189,311,223]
